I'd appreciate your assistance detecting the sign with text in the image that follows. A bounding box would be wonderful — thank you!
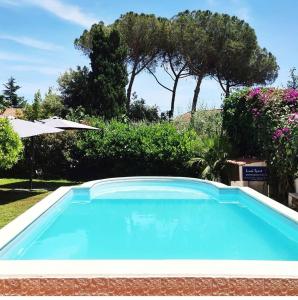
[242,166,268,181]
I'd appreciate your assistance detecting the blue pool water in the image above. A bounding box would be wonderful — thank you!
[0,178,298,260]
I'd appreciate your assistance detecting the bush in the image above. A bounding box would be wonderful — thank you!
[128,94,160,122]
[74,119,199,179]
[223,87,298,201]
[175,107,223,138]
[0,118,23,169]
[3,119,200,180]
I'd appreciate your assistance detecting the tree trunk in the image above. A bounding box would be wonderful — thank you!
[191,75,203,115]
[225,81,230,98]
[169,76,179,119]
[126,66,137,111]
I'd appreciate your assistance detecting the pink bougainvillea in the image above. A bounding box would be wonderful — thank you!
[288,112,298,123]
[283,89,298,104]
[248,87,262,98]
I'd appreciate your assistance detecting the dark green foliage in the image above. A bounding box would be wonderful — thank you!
[147,17,190,118]
[2,77,26,108]
[88,24,128,118]
[0,95,7,110]
[113,12,162,106]
[58,66,91,112]
[4,120,199,180]
[222,88,298,201]
[222,88,258,156]
[188,135,231,181]
[212,16,278,97]
[75,119,199,179]
[71,24,128,118]
[24,88,64,120]
[128,93,160,122]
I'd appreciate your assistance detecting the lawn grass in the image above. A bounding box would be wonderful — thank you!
[0,178,79,229]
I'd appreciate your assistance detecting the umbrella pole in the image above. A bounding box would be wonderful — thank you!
[29,136,34,190]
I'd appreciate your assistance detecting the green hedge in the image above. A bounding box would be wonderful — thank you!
[3,120,199,180]
[74,119,199,179]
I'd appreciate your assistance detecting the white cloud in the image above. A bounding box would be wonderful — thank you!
[25,0,97,28]
[0,34,62,51]
[0,0,97,27]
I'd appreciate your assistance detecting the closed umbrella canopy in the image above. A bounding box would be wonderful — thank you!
[38,116,98,130]
[8,116,64,138]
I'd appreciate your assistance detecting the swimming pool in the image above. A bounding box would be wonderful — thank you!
[0,177,298,260]
[0,177,298,295]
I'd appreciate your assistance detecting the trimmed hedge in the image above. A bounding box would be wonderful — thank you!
[2,120,199,180]
[74,119,199,179]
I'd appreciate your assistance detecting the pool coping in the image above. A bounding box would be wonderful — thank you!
[0,176,298,280]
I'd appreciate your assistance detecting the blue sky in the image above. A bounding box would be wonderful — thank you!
[0,0,297,115]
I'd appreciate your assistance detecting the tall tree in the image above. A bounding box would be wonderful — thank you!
[42,88,64,118]
[88,23,128,118]
[113,12,161,108]
[175,10,217,115]
[287,67,298,89]
[147,17,190,119]
[213,15,278,97]
[3,77,25,108]
[58,66,91,112]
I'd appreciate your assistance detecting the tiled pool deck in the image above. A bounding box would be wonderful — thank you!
[0,277,298,296]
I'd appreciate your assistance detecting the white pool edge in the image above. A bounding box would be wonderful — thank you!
[0,176,298,279]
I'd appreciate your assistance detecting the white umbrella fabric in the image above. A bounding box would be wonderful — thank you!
[9,116,64,137]
[38,116,99,130]
[7,116,64,189]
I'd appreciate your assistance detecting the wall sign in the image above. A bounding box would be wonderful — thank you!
[242,166,268,181]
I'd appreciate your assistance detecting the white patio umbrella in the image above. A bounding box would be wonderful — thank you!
[9,116,64,138]
[38,116,99,130]
[7,116,64,189]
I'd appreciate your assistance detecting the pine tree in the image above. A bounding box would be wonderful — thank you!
[76,23,128,118]
[3,77,26,107]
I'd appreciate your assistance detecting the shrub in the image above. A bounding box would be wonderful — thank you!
[128,93,160,122]
[3,119,200,180]
[74,119,199,179]
[0,118,23,169]
[188,135,231,182]
[223,87,298,201]
[175,107,223,138]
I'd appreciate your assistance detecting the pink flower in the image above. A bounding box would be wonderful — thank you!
[282,127,290,134]
[260,93,270,103]
[272,129,283,140]
[251,108,261,118]
[288,112,298,123]
[248,88,262,98]
[283,89,298,104]
[272,127,291,141]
